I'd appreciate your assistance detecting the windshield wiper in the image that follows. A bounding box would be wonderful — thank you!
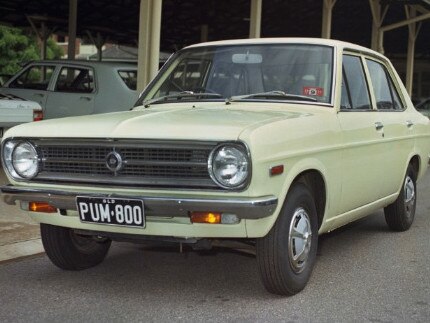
[227,90,317,104]
[143,91,222,108]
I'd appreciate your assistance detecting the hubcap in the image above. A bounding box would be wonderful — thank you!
[404,175,415,219]
[288,207,312,273]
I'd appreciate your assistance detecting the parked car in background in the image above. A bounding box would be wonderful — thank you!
[0,60,138,119]
[0,93,42,137]
[416,97,430,117]
[2,38,430,296]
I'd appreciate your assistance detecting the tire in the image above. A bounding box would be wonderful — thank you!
[256,183,318,296]
[40,224,111,270]
[384,165,417,232]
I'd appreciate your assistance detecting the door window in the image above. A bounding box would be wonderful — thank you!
[9,65,55,90]
[366,59,403,110]
[118,70,137,90]
[55,67,95,93]
[341,55,371,110]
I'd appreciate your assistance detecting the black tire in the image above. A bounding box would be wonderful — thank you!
[384,165,417,232]
[41,224,111,270]
[256,183,318,296]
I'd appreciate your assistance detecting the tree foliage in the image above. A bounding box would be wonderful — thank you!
[0,26,63,76]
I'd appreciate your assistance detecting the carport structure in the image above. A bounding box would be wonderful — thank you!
[0,0,429,95]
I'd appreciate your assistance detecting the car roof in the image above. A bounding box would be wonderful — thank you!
[185,37,385,59]
[23,60,137,69]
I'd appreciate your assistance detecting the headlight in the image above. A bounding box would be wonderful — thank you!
[2,140,40,179]
[208,144,250,189]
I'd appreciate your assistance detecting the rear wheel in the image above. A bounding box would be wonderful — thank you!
[384,165,417,231]
[41,224,111,270]
[256,183,318,295]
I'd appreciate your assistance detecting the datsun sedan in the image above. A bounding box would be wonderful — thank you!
[0,60,138,119]
[2,38,430,295]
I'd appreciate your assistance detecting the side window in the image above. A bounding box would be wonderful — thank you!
[341,55,371,110]
[55,67,95,93]
[9,65,55,90]
[366,59,403,110]
[118,70,137,90]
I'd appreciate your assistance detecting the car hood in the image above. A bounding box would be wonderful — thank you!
[4,102,312,141]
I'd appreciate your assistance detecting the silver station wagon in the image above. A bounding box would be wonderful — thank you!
[2,38,430,295]
[0,60,138,119]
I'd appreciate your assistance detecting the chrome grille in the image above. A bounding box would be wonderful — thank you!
[32,139,219,188]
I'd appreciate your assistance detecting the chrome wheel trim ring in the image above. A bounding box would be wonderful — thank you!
[404,175,415,219]
[288,207,312,273]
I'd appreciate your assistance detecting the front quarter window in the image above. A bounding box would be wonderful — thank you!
[9,65,55,90]
[141,44,334,105]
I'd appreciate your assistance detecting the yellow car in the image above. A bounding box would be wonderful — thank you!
[2,38,430,296]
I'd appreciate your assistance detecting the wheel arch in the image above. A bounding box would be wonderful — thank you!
[409,154,420,178]
[292,170,326,230]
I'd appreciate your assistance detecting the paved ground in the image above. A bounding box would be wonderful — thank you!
[0,170,42,261]
[0,169,429,322]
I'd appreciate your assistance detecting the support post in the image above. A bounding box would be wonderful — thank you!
[405,7,421,95]
[68,0,78,60]
[86,31,106,61]
[249,0,262,38]
[137,0,163,92]
[27,18,54,60]
[369,0,388,52]
[200,24,209,42]
[321,0,337,39]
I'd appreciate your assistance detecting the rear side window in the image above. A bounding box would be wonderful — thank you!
[341,55,371,110]
[55,67,95,93]
[366,59,403,110]
[118,70,137,90]
[9,65,55,90]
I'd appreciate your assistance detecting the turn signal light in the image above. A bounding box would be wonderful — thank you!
[190,212,221,224]
[29,202,57,213]
[270,165,284,176]
[33,110,44,121]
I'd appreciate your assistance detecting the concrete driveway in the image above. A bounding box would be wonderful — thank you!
[0,169,429,322]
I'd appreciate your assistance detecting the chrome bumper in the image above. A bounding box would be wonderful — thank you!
[1,185,278,220]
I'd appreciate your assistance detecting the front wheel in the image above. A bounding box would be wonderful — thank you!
[256,183,318,296]
[41,224,111,270]
[384,165,417,231]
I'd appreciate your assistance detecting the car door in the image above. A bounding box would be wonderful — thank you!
[336,53,388,214]
[44,65,96,119]
[1,63,56,108]
[365,58,414,196]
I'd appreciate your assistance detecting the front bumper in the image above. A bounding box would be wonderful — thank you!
[1,185,278,220]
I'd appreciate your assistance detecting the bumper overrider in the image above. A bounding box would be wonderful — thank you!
[1,185,278,220]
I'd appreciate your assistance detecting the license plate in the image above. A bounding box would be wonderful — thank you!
[76,196,145,228]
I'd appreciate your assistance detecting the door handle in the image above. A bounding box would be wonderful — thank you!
[80,96,92,101]
[375,122,384,130]
[406,120,414,128]
[33,93,44,97]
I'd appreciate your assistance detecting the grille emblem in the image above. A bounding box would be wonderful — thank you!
[105,151,123,173]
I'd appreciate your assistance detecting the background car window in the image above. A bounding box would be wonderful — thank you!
[157,59,211,96]
[118,70,137,90]
[55,67,94,93]
[366,59,403,110]
[341,55,371,110]
[9,65,55,90]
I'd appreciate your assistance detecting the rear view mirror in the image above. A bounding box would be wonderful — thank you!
[232,53,263,64]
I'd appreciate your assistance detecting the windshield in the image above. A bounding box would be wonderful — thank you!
[140,44,334,105]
